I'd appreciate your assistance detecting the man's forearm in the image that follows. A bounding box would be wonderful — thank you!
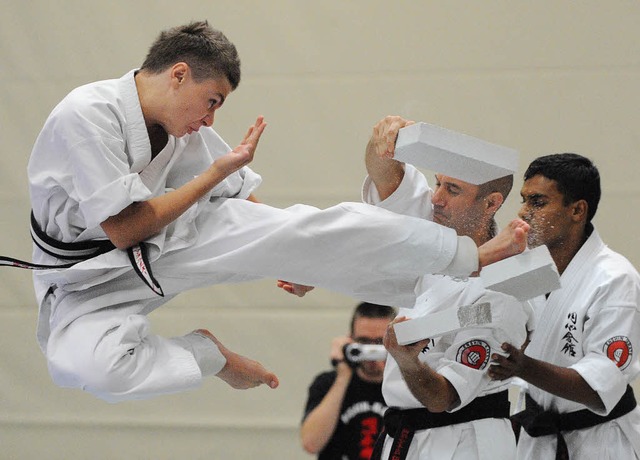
[397,359,459,413]
[300,371,351,454]
[519,355,605,411]
[365,138,405,201]
[101,165,229,249]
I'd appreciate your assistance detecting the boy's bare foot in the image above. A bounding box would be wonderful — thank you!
[478,219,529,268]
[194,329,279,390]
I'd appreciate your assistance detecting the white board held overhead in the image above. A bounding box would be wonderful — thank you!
[394,122,519,185]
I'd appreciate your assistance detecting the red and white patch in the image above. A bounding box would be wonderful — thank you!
[603,336,633,370]
[456,340,491,370]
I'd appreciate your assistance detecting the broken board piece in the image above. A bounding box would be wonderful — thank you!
[394,122,519,184]
[394,302,493,346]
[480,244,561,301]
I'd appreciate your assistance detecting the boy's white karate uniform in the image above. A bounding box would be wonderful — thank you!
[28,71,477,402]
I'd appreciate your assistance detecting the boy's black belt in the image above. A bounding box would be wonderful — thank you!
[370,390,511,460]
[0,212,164,296]
[512,384,637,460]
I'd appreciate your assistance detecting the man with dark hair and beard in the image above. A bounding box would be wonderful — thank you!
[301,302,397,459]
[489,153,640,460]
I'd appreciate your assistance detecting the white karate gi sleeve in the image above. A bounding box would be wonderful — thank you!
[430,293,531,409]
[570,273,640,414]
[361,164,433,219]
[173,331,227,377]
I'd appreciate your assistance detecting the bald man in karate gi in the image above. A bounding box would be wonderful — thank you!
[359,116,533,460]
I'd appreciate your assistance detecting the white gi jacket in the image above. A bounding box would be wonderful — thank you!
[27,71,478,402]
[363,165,534,460]
[517,228,640,460]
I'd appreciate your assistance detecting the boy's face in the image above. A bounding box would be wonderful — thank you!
[167,71,232,138]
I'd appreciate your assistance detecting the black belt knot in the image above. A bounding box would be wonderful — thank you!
[512,384,636,460]
[371,390,511,460]
[1,211,163,297]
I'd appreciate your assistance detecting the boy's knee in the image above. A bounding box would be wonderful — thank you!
[47,316,154,401]
[48,349,142,400]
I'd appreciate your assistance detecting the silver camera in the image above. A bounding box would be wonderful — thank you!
[343,343,387,364]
